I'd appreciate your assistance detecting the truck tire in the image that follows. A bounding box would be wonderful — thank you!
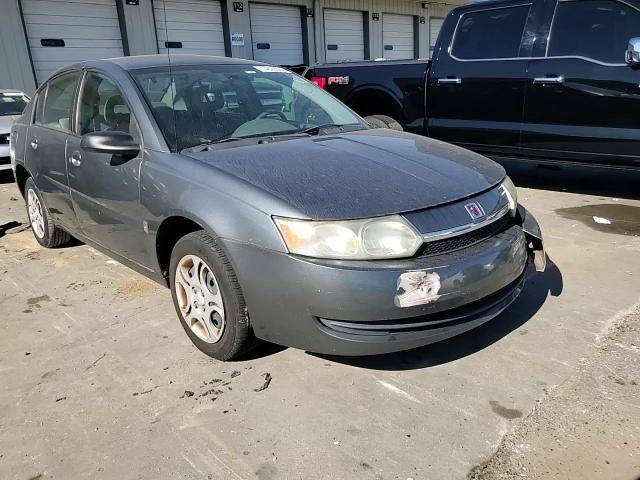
[169,230,257,361]
[364,115,403,132]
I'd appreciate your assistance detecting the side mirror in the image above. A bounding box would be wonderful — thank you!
[80,131,140,157]
[626,37,640,66]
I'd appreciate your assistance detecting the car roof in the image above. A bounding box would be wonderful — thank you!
[0,89,26,95]
[74,54,266,71]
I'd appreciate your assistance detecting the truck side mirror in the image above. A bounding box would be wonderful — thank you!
[626,37,640,66]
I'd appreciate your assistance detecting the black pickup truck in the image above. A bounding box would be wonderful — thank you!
[304,0,640,168]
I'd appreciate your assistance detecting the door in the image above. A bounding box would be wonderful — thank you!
[28,71,81,231]
[382,14,415,60]
[154,0,226,56]
[429,17,444,58]
[323,9,366,62]
[426,2,533,153]
[521,0,640,165]
[21,0,124,84]
[250,4,304,66]
[67,71,149,266]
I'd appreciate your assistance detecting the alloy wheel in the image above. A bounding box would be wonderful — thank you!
[174,254,226,343]
[27,189,45,239]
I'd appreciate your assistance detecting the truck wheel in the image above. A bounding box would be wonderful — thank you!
[364,115,403,132]
[24,178,72,248]
[169,230,256,361]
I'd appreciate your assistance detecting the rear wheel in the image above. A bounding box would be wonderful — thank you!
[24,178,72,248]
[169,231,256,361]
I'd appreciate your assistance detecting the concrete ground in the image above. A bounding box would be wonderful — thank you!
[0,163,639,480]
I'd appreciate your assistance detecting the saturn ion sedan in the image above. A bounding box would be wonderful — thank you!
[10,55,545,360]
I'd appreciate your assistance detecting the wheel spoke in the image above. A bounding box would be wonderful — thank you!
[174,254,226,344]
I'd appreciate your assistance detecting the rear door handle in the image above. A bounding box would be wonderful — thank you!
[69,150,82,167]
[438,77,462,85]
[30,139,38,150]
[533,76,564,85]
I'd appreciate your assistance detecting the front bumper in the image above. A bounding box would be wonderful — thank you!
[0,145,11,171]
[225,208,543,356]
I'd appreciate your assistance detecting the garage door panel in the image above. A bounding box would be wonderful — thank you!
[250,3,303,66]
[22,14,118,27]
[383,13,414,60]
[22,2,118,17]
[26,25,122,40]
[22,0,124,84]
[155,0,226,56]
[324,9,365,62]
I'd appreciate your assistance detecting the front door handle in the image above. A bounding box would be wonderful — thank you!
[69,150,82,167]
[533,76,564,85]
[30,139,38,150]
[438,77,462,85]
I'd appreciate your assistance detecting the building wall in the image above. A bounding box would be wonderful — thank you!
[0,0,465,91]
[0,0,37,94]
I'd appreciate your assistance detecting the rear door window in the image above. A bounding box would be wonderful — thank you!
[547,0,640,64]
[451,5,531,60]
[36,72,80,132]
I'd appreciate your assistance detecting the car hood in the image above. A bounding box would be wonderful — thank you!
[185,129,505,220]
[0,115,19,133]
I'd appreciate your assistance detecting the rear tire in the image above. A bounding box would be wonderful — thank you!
[364,114,403,131]
[169,230,256,361]
[24,178,72,248]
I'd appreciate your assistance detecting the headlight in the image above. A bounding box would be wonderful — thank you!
[500,176,518,216]
[273,215,423,260]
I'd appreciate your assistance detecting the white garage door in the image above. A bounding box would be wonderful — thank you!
[154,0,226,56]
[430,18,444,57]
[21,0,124,84]
[250,4,304,66]
[323,9,365,62]
[382,14,415,60]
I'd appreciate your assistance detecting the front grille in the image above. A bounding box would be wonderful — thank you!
[0,156,10,165]
[0,134,8,145]
[417,214,513,258]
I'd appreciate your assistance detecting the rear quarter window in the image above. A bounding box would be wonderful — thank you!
[451,5,531,60]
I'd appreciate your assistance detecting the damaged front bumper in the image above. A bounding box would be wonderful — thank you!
[224,208,544,356]
[518,205,546,272]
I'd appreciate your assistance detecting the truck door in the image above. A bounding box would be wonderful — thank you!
[427,1,535,155]
[521,0,640,166]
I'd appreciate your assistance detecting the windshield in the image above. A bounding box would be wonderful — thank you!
[0,94,29,116]
[131,64,366,151]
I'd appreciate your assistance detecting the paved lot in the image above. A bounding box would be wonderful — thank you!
[1,164,639,480]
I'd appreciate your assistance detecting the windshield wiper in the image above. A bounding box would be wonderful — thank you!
[301,123,345,135]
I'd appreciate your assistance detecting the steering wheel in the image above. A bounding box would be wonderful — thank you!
[256,110,288,121]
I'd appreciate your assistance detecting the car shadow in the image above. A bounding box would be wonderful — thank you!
[494,158,640,200]
[308,259,563,371]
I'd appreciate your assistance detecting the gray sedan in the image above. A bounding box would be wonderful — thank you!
[10,55,545,361]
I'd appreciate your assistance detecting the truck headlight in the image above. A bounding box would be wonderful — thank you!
[274,214,422,260]
[500,176,518,216]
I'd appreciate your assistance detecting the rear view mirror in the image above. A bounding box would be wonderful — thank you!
[626,37,640,66]
[81,131,140,157]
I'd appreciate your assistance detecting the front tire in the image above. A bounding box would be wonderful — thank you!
[24,178,72,248]
[169,231,255,361]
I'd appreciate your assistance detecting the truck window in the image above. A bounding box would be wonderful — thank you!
[451,5,530,60]
[547,0,640,64]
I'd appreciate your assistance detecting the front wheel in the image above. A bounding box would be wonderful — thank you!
[169,231,256,361]
[24,178,72,248]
